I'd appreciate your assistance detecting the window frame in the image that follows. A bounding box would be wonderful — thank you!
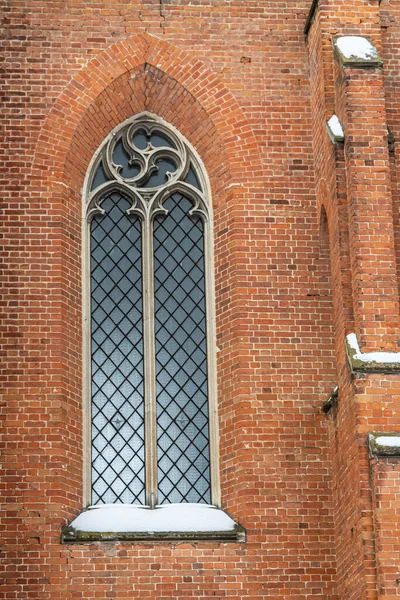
[81,112,221,509]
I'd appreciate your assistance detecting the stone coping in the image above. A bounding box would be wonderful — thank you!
[333,36,383,68]
[369,433,400,457]
[62,524,246,544]
[61,504,246,544]
[345,334,400,374]
[326,115,344,144]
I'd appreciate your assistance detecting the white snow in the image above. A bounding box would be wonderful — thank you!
[335,36,379,61]
[346,333,400,363]
[327,115,344,138]
[347,332,361,353]
[375,436,400,447]
[69,503,236,533]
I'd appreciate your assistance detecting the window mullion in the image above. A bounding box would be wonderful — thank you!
[204,218,220,507]
[143,213,158,508]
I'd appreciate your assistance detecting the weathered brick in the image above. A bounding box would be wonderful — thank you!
[2,1,400,599]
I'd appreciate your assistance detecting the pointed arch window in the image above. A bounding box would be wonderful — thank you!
[83,113,219,508]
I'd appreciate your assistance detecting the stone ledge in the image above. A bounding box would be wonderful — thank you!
[62,524,246,544]
[369,433,400,457]
[345,333,400,374]
[333,36,383,69]
[326,115,344,144]
[61,503,246,544]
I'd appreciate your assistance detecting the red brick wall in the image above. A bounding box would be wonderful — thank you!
[10,0,400,598]
[371,455,400,598]
[373,7,400,589]
[382,0,400,321]
[307,8,363,598]
[305,1,400,600]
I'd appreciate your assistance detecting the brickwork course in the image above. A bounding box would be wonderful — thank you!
[2,0,400,598]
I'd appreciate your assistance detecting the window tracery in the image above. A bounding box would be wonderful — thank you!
[83,113,218,508]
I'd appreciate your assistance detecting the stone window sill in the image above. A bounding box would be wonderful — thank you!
[61,503,246,544]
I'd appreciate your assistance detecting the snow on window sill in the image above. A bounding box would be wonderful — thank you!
[62,503,246,543]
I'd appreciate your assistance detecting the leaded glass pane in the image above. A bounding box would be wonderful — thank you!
[144,158,177,188]
[90,160,108,191]
[154,193,211,504]
[183,163,202,191]
[90,192,145,504]
[132,130,173,150]
[112,140,141,179]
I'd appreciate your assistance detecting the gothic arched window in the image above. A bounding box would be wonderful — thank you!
[83,113,219,508]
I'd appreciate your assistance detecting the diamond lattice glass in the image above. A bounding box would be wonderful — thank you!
[153,193,211,504]
[90,193,145,504]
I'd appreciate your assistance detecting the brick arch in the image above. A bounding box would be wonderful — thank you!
[64,64,233,204]
[32,33,262,515]
[33,32,262,199]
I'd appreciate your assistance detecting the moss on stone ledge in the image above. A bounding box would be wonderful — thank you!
[345,337,400,374]
[61,523,246,544]
[369,433,400,457]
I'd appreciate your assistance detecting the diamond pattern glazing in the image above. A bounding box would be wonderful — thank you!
[91,193,145,504]
[154,193,211,504]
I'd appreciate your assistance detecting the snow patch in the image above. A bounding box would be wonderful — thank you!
[375,436,400,447]
[69,503,236,533]
[346,333,400,363]
[327,114,344,138]
[335,36,379,61]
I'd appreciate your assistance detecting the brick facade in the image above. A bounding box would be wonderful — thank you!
[2,1,400,598]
